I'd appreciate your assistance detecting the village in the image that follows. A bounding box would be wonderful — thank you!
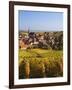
[19,30,48,50]
[19,30,63,50]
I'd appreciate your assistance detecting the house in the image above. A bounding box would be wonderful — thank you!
[19,39,28,50]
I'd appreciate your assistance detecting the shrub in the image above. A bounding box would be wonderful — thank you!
[44,58,63,77]
[29,58,46,78]
[19,58,30,79]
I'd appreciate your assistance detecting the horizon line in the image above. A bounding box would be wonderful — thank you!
[19,30,63,32]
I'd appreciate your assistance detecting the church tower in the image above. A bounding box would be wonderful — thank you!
[28,27,29,34]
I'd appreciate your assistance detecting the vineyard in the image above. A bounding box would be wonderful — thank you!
[19,48,63,79]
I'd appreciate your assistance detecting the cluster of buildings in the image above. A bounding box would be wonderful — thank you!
[19,31,47,50]
[19,30,63,50]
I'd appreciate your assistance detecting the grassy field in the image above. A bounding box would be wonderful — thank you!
[19,48,63,79]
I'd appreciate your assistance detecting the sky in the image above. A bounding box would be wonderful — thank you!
[19,10,63,32]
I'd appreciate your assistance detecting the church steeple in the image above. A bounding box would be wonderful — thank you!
[28,27,29,34]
